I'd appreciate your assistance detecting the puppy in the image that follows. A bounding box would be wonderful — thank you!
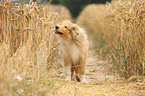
[55,20,88,83]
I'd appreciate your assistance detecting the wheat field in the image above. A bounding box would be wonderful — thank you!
[77,0,145,79]
[0,0,145,96]
[0,1,72,95]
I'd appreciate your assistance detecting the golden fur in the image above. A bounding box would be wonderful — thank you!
[55,20,88,83]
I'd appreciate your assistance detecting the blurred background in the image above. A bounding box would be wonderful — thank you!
[10,0,112,18]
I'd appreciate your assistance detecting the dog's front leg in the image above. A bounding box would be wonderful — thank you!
[64,58,71,81]
[64,65,71,81]
[79,57,89,83]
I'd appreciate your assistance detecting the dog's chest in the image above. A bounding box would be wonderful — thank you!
[63,43,80,62]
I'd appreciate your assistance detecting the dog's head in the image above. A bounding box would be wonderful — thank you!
[55,20,79,41]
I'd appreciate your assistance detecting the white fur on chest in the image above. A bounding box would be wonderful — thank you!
[63,43,80,63]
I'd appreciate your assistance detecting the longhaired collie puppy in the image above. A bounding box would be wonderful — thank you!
[55,20,88,83]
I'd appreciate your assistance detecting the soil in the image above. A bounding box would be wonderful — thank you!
[85,39,120,82]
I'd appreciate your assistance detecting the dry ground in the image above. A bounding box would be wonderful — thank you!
[85,38,119,82]
[49,37,145,96]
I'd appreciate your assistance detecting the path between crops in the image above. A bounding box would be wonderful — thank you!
[54,37,145,96]
[85,38,120,82]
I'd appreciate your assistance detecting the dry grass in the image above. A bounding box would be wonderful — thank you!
[76,0,145,79]
[0,1,71,95]
[52,80,145,96]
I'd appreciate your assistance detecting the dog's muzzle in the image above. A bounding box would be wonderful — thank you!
[55,26,63,34]
[55,30,63,34]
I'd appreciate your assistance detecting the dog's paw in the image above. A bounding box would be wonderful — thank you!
[80,75,89,83]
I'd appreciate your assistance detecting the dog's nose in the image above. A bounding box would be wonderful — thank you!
[55,26,59,29]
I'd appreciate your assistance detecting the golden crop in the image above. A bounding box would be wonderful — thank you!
[0,1,71,95]
[77,0,145,79]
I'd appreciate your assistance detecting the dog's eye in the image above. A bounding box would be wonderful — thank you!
[65,26,67,28]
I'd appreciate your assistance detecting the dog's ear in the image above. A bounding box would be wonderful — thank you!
[71,24,79,40]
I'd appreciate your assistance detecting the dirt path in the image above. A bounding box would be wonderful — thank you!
[86,39,120,82]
